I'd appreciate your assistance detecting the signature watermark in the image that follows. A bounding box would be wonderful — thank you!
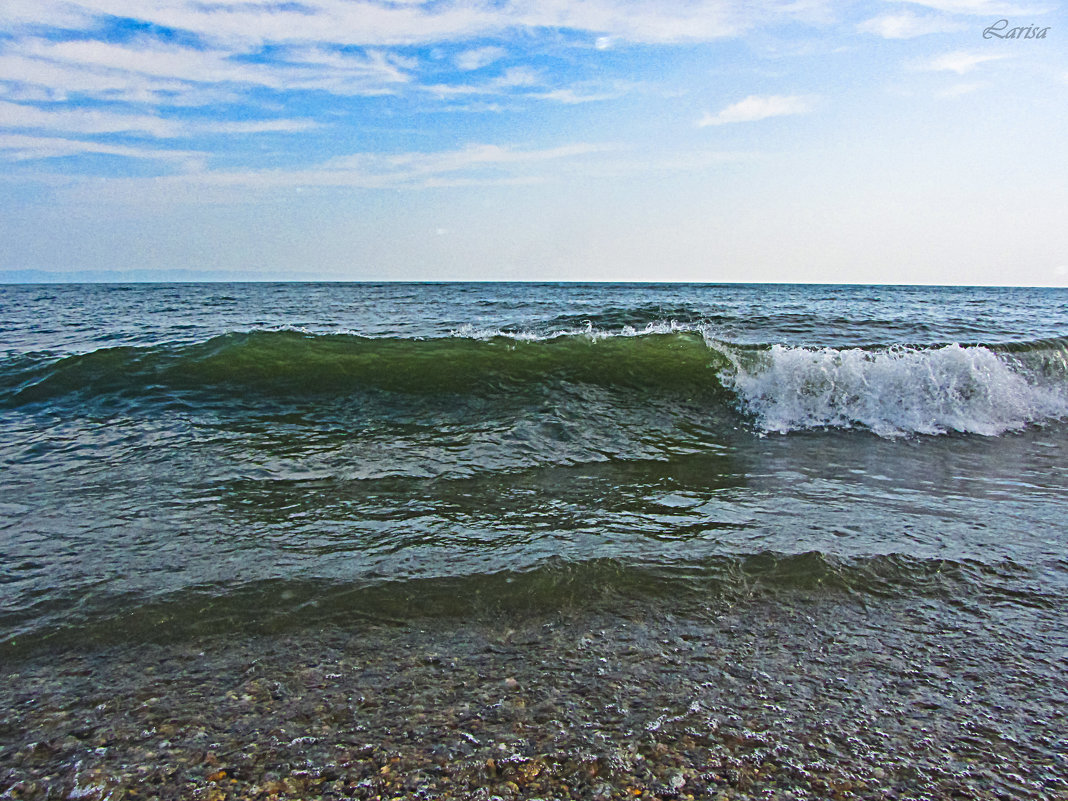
[983,19,1050,39]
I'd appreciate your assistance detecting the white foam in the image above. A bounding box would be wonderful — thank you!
[723,343,1068,438]
[450,320,714,342]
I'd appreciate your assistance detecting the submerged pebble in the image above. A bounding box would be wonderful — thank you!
[2,596,1065,800]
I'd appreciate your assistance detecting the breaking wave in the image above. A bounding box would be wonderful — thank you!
[2,329,1066,438]
[723,338,1068,437]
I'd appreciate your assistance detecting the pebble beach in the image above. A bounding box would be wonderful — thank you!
[4,594,1066,800]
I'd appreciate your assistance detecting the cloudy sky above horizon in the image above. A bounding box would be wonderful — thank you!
[1,0,1066,285]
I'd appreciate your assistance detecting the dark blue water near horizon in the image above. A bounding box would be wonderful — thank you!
[4,281,1068,352]
[1,282,1067,799]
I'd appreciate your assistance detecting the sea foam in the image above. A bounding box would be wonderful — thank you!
[724,343,1068,437]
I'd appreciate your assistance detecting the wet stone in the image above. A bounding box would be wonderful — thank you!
[1,600,1066,800]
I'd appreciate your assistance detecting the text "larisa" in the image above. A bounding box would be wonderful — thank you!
[984,20,1050,38]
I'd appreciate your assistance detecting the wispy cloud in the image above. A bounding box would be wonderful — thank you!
[512,0,746,43]
[0,100,178,137]
[322,142,620,184]
[44,140,769,205]
[1,0,93,29]
[0,51,211,106]
[533,87,626,104]
[0,132,203,164]
[857,12,966,38]
[2,38,415,105]
[895,0,1051,14]
[50,141,626,200]
[697,94,816,126]
[490,66,542,89]
[424,66,544,98]
[6,0,767,49]
[197,119,320,135]
[915,50,1010,74]
[937,82,986,97]
[0,0,839,155]
[454,46,507,71]
[0,100,318,139]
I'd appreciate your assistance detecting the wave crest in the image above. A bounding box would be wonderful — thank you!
[723,341,1068,437]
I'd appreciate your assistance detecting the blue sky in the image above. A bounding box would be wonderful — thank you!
[1,0,1066,284]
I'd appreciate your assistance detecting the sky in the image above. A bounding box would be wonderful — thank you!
[0,0,1066,285]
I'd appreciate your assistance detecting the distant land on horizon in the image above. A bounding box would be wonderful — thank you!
[0,268,323,284]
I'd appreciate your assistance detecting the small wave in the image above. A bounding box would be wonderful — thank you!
[2,551,1056,656]
[722,339,1068,437]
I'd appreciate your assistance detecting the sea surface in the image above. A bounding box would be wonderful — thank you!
[2,282,1067,799]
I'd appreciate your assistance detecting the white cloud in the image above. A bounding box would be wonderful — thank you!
[569,148,760,178]
[47,140,765,205]
[0,37,415,107]
[454,46,506,71]
[533,87,624,104]
[511,0,745,43]
[195,119,320,134]
[280,45,412,69]
[329,142,618,182]
[937,82,986,97]
[0,1,854,124]
[857,12,965,38]
[16,38,244,81]
[0,52,202,105]
[697,94,815,126]
[9,0,817,50]
[423,65,543,98]
[1,0,94,30]
[915,50,1010,74]
[19,0,506,49]
[0,84,59,103]
[895,0,1051,14]
[0,100,177,137]
[52,141,623,200]
[0,132,202,164]
[0,99,318,139]
[490,66,541,88]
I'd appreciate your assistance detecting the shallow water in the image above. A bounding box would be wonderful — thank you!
[3,596,1066,799]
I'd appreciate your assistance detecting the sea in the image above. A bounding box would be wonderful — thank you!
[1,282,1067,799]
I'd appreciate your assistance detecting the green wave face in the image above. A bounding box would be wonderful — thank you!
[4,330,735,405]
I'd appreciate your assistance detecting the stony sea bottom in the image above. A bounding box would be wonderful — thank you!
[4,589,1066,801]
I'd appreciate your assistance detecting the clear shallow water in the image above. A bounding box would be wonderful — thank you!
[2,282,1068,799]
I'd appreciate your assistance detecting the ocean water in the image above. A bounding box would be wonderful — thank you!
[2,282,1067,798]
